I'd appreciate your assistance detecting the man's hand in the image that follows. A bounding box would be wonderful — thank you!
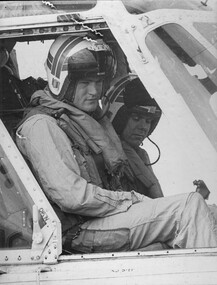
[193,180,210,200]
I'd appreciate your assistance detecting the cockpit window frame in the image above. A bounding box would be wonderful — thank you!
[108,8,217,152]
[0,121,62,265]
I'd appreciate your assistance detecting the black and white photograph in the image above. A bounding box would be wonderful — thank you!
[0,1,217,284]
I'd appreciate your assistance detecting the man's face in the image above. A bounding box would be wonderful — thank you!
[121,113,152,148]
[73,76,103,113]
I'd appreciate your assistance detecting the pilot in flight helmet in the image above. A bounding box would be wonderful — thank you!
[112,77,162,137]
[45,34,117,105]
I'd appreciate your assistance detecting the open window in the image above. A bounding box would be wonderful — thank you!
[145,23,217,132]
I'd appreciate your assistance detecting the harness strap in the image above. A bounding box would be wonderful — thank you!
[58,113,102,155]
[62,222,84,254]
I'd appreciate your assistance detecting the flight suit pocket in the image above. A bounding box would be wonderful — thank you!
[71,228,130,253]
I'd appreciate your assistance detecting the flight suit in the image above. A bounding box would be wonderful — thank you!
[16,91,217,253]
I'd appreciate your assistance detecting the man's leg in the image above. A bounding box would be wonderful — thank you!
[208,204,217,223]
[70,192,217,253]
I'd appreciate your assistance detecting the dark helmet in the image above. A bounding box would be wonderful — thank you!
[45,34,117,104]
[112,77,162,136]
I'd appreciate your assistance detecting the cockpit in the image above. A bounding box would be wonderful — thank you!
[0,0,217,267]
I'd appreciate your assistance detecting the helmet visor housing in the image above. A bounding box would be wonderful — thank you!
[112,78,162,137]
[46,35,116,103]
[68,43,115,80]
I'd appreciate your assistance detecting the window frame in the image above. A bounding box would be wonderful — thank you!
[105,8,217,152]
[0,121,61,265]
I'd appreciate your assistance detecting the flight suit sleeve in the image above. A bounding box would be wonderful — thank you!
[140,148,164,198]
[16,115,134,217]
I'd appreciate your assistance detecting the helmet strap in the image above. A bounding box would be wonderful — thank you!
[61,76,77,105]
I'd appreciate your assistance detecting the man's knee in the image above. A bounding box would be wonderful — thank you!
[188,191,206,206]
[185,192,210,218]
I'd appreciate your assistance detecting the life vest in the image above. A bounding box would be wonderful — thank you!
[19,102,136,193]
[122,141,164,198]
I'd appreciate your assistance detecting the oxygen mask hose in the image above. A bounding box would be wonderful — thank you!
[145,137,161,166]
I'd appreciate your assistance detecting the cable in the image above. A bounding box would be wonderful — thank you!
[145,137,161,166]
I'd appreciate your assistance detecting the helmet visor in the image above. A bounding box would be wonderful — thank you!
[129,105,161,119]
[67,48,115,80]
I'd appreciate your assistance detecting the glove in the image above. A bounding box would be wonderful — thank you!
[193,179,210,200]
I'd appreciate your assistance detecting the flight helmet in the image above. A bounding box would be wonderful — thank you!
[45,34,117,104]
[112,77,162,137]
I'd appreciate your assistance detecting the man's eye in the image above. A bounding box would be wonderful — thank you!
[131,115,140,121]
[80,81,89,84]
[134,117,140,121]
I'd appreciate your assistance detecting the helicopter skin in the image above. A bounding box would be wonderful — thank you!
[0,1,217,284]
